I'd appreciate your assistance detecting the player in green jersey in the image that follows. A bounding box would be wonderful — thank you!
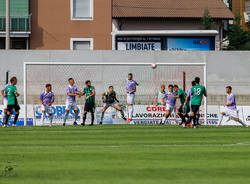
[99,86,126,125]
[183,81,196,128]
[172,85,189,126]
[81,80,95,126]
[4,77,20,127]
[186,77,207,128]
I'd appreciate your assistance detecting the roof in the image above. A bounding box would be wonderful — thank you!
[112,0,234,19]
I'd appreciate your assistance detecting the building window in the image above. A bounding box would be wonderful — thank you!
[70,38,94,50]
[71,0,93,20]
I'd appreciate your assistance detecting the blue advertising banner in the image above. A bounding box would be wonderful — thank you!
[167,37,213,51]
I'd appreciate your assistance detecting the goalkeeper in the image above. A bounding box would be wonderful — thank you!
[100,86,126,125]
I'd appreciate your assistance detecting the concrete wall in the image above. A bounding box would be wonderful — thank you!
[0,50,250,105]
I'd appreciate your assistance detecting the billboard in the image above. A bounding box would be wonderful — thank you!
[167,37,213,51]
[0,105,249,126]
[117,42,161,51]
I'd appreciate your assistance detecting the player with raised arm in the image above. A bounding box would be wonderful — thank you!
[1,83,10,127]
[183,81,195,127]
[63,78,80,126]
[217,86,248,127]
[160,85,178,125]
[4,77,20,127]
[154,84,166,106]
[40,84,55,126]
[81,80,95,126]
[185,77,207,128]
[99,86,126,125]
[126,73,138,123]
[172,85,187,126]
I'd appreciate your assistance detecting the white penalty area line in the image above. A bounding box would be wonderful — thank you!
[0,142,249,149]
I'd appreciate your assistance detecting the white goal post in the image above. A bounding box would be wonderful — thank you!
[23,62,207,126]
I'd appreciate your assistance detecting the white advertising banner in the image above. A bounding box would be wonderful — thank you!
[117,42,161,51]
[0,105,249,126]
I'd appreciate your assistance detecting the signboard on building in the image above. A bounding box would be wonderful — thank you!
[116,36,162,51]
[167,37,213,51]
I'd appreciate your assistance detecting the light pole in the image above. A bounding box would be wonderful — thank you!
[5,0,10,50]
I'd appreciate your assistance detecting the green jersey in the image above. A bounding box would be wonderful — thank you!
[5,85,18,105]
[191,85,206,106]
[83,86,95,104]
[178,88,186,105]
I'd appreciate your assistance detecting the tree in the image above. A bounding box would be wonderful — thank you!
[227,11,250,50]
[201,7,216,30]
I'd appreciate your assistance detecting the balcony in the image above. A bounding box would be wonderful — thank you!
[0,14,31,32]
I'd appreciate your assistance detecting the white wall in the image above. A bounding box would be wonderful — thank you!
[0,50,250,105]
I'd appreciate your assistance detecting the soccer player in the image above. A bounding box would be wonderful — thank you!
[126,73,137,123]
[99,86,126,125]
[1,83,10,127]
[217,86,248,127]
[183,81,195,127]
[172,85,187,125]
[185,77,207,128]
[40,84,55,126]
[154,84,166,106]
[81,80,95,126]
[63,78,80,126]
[160,85,178,124]
[4,77,20,127]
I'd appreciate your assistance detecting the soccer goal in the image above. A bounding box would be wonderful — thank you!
[23,62,207,126]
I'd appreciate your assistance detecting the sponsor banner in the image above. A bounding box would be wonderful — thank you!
[117,42,161,51]
[34,105,95,126]
[132,105,249,126]
[0,104,249,126]
[0,105,34,126]
[96,107,126,124]
[167,38,212,51]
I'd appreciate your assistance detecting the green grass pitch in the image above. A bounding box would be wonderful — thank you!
[0,125,250,184]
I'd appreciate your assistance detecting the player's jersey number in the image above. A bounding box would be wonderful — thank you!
[194,88,201,96]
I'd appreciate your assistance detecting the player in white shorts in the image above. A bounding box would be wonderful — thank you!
[40,84,55,126]
[63,78,80,126]
[1,83,10,127]
[155,84,166,106]
[126,73,138,123]
[161,85,178,124]
[217,86,248,127]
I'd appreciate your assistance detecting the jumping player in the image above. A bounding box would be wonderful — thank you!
[172,85,187,125]
[99,86,126,125]
[126,73,137,123]
[185,77,207,128]
[40,84,55,126]
[217,86,248,127]
[4,77,20,127]
[155,84,166,106]
[81,80,95,126]
[63,78,80,126]
[160,85,178,124]
[1,83,10,127]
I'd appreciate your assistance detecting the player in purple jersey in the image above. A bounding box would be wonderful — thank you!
[218,86,248,127]
[126,73,138,123]
[1,83,10,127]
[40,84,54,126]
[63,78,80,126]
[161,85,178,124]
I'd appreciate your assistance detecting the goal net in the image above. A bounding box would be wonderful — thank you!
[24,62,207,126]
